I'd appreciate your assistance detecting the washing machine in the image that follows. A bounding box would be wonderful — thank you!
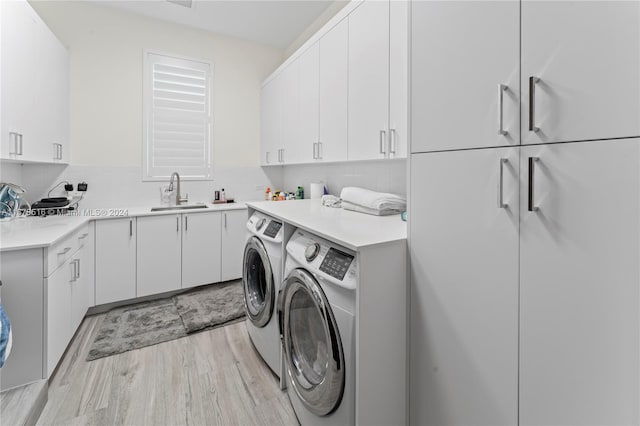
[279,228,357,426]
[243,211,284,378]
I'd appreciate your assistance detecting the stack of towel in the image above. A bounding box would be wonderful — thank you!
[0,301,12,368]
[339,187,406,216]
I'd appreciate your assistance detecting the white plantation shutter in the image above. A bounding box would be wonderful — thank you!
[143,52,213,180]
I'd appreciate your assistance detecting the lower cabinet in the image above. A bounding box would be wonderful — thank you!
[220,210,246,281]
[410,139,640,425]
[136,215,182,297]
[182,212,222,288]
[95,218,136,304]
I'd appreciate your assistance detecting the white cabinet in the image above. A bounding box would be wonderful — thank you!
[297,42,320,163]
[318,18,348,162]
[261,76,282,165]
[0,0,69,163]
[347,0,390,161]
[136,215,182,297]
[521,1,640,145]
[182,212,222,288]
[410,148,519,425]
[410,140,640,425]
[411,0,519,152]
[95,218,137,305]
[519,140,640,425]
[45,224,92,376]
[221,210,246,281]
[46,259,73,376]
[278,59,300,165]
[388,0,408,159]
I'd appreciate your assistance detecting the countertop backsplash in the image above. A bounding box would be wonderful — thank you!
[18,164,283,210]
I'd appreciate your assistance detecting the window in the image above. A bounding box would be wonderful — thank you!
[143,51,213,181]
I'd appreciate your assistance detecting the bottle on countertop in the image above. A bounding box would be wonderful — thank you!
[220,188,226,202]
[297,186,304,200]
[265,187,271,201]
[278,192,285,201]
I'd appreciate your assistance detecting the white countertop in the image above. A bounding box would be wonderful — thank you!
[246,199,407,251]
[0,202,247,252]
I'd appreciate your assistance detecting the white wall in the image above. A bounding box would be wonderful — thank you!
[20,1,284,206]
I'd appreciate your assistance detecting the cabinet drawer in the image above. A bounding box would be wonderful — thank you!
[46,224,89,276]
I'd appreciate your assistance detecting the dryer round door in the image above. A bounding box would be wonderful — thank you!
[281,268,345,416]
[243,237,275,328]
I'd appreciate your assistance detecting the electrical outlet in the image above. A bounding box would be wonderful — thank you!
[68,191,83,198]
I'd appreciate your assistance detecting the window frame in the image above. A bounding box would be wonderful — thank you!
[142,49,214,182]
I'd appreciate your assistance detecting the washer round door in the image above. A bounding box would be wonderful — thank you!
[243,237,274,327]
[281,268,345,416]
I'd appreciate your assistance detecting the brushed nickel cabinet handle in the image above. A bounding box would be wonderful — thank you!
[379,130,387,155]
[528,157,540,212]
[498,84,508,135]
[529,77,541,133]
[498,158,508,209]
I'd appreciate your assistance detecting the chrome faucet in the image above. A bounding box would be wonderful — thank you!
[168,172,188,205]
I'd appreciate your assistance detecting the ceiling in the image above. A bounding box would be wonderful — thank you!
[94,0,336,49]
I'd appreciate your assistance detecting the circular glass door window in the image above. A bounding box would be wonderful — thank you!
[243,238,274,327]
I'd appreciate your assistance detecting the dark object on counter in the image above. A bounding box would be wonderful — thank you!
[31,197,71,216]
[214,190,220,201]
[297,186,304,199]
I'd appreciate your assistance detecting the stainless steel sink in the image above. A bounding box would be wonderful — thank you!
[150,204,208,212]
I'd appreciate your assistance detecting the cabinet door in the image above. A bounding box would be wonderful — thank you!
[388,0,408,159]
[279,61,299,164]
[410,148,519,425]
[70,234,93,332]
[521,1,640,145]
[95,218,136,305]
[519,140,640,425]
[221,210,246,281]
[35,21,69,163]
[261,76,282,165]
[137,215,182,297]
[182,212,221,288]
[0,0,38,160]
[348,0,390,161]
[411,0,520,153]
[296,42,320,164]
[47,260,73,376]
[319,18,348,162]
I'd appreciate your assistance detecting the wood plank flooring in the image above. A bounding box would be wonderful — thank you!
[0,379,48,426]
[37,315,298,426]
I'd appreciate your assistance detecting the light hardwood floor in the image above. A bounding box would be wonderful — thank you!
[37,315,298,426]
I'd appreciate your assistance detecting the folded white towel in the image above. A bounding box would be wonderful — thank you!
[321,195,342,208]
[342,201,404,216]
[340,187,406,212]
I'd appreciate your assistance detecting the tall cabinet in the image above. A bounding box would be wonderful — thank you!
[410,1,640,425]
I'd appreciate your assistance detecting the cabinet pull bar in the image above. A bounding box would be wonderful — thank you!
[529,77,541,132]
[498,158,508,208]
[185,215,188,231]
[528,157,539,212]
[70,260,77,281]
[18,134,23,155]
[318,142,323,159]
[390,129,397,154]
[498,84,508,135]
[129,219,133,237]
[76,259,80,279]
[58,247,72,255]
[379,130,387,155]
[9,132,18,155]
[312,143,317,159]
[224,213,227,228]
[176,216,179,232]
[266,152,270,164]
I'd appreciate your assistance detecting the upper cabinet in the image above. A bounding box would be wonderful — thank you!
[411,0,520,152]
[0,0,69,164]
[347,0,390,161]
[318,19,348,162]
[260,0,408,166]
[412,0,640,153]
[521,0,640,144]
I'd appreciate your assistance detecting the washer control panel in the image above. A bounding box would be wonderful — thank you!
[319,248,354,281]
[263,220,282,238]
